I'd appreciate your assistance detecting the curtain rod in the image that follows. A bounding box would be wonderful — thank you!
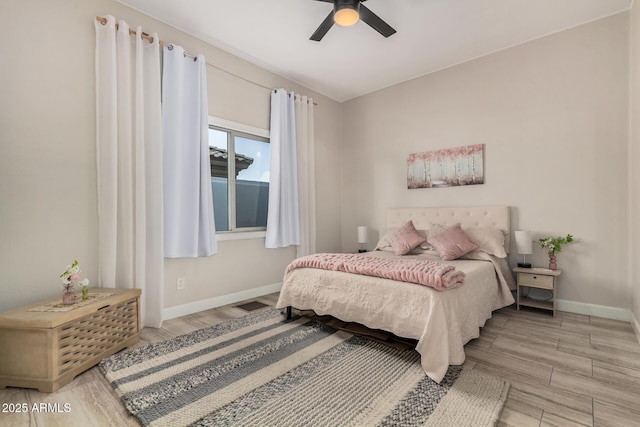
[205,62,318,106]
[95,16,196,60]
[95,15,317,106]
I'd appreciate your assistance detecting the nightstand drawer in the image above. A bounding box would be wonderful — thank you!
[517,272,554,290]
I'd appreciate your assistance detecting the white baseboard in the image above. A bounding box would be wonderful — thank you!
[162,282,283,321]
[557,299,631,322]
[631,311,640,345]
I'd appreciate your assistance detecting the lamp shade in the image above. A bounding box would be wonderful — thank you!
[514,230,533,255]
[357,226,368,244]
[334,0,360,27]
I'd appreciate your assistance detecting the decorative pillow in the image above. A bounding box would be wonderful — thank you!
[385,220,426,255]
[427,223,479,261]
[464,226,507,258]
[375,227,432,253]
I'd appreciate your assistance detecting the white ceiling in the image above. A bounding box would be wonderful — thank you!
[117,0,631,102]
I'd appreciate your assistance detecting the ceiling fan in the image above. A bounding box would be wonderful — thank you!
[310,0,397,41]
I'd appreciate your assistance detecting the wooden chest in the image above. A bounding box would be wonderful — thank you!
[0,288,141,392]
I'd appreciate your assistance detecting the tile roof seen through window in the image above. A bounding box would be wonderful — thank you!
[210,147,254,178]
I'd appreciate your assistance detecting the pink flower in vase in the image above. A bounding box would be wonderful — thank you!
[60,260,84,290]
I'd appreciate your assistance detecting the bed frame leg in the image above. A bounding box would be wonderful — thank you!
[283,306,299,322]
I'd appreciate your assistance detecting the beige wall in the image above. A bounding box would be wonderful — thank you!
[341,13,630,310]
[0,0,342,313]
[630,5,640,334]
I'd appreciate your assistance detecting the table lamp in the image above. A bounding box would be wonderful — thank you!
[357,226,368,253]
[515,230,532,268]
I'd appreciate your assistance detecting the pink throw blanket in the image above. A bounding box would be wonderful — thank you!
[285,253,465,290]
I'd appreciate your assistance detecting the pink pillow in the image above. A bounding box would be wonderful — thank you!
[386,220,426,255]
[427,223,479,260]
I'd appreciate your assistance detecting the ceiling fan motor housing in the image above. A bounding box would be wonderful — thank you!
[335,0,360,12]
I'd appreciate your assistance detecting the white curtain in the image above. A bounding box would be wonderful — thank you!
[266,89,299,248]
[162,46,217,258]
[95,16,164,328]
[294,95,316,257]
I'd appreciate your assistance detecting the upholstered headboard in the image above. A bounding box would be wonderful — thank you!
[386,206,511,253]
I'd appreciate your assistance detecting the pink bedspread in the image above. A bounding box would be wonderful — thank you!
[285,253,465,290]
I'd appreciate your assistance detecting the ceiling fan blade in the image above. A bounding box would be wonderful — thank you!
[310,11,335,41]
[359,3,396,38]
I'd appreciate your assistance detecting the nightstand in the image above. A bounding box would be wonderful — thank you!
[513,267,561,317]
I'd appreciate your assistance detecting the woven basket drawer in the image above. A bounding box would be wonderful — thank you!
[57,297,138,375]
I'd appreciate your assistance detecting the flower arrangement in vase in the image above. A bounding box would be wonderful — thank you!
[59,260,90,305]
[538,234,574,270]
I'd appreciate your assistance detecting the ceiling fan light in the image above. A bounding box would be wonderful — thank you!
[334,4,359,27]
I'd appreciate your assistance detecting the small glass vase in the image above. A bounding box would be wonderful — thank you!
[81,285,89,301]
[548,254,557,270]
[62,285,76,305]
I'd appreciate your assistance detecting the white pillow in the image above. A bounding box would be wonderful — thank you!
[464,226,507,258]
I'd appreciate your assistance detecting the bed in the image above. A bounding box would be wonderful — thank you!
[275,206,516,383]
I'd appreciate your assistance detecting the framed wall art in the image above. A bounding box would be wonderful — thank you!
[407,144,484,189]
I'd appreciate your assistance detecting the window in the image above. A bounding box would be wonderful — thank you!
[208,121,270,233]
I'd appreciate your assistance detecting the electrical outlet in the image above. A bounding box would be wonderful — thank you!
[176,277,186,290]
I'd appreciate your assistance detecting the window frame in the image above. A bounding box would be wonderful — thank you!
[208,117,270,239]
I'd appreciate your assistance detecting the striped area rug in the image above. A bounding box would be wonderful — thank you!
[100,308,509,427]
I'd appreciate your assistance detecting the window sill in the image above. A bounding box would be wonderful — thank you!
[216,231,266,241]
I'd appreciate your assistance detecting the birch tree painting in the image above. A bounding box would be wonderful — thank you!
[407,144,484,189]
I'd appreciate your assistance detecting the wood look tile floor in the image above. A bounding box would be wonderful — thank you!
[467,306,640,427]
[1,293,639,427]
